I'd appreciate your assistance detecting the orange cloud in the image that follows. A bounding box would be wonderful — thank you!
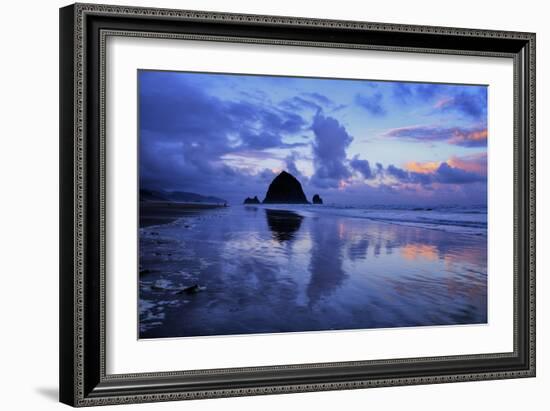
[384,125,487,147]
[448,128,487,146]
[447,153,487,175]
[338,179,350,190]
[404,161,440,174]
[403,153,487,177]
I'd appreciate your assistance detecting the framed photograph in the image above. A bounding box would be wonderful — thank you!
[59,3,536,407]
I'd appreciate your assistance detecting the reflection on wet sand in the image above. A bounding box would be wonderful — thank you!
[401,244,439,261]
[307,218,347,306]
[139,205,487,338]
[265,209,303,242]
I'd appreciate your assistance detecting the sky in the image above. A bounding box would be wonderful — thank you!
[139,70,488,206]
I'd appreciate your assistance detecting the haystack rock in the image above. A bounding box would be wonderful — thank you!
[312,194,323,204]
[243,196,261,204]
[263,171,309,204]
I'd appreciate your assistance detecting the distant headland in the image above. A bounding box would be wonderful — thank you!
[243,171,323,205]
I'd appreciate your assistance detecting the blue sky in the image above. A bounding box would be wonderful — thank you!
[139,70,487,206]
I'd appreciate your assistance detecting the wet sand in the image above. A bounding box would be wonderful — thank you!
[139,205,487,338]
[140,201,226,228]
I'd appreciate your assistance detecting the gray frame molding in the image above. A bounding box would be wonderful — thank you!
[60,3,535,407]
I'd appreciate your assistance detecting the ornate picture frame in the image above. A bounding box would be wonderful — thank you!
[59,3,535,407]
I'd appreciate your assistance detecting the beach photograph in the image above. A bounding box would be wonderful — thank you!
[138,70,488,339]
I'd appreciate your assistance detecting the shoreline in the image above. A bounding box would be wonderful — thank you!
[244,203,487,237]
[140,200,226,228]
[140,201,487,237]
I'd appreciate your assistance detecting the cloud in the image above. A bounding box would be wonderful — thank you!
[404,154,487,177]
[434,162,485,184]
[238,130,307,151]
[384,125,487,147]
[385,165,433,185]
[140,71,307,150]
[139,71,310,201]
[434,89,487,120]
[391,83,414,105]
[355,93,386,116]
[139,71,488,206]
[404,160,440,174]
[386,164,409,180]
[447,129,487,147]
[391,82,447,105]
[447,153,487,175]
[282,92,346,113]
[349,155,373,179]
[257,168,278,183]
[280,96,321,112]
[285,151,308,182]
[303,92,333,106]
[385,160,485,185]
[391,82,487,122]
[310,113,353,188]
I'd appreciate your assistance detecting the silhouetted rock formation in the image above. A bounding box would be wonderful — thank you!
[263,171,309,204]
[243,196,261,204]
[312,194,323,204]
[265,209,304,242]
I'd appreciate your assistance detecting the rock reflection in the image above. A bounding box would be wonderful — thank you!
[265,209,304,242]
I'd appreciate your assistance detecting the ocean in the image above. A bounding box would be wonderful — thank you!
[138,204,487,338]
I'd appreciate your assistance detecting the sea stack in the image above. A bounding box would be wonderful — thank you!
[312,194,323,204]
[243,196,261,204]
[263,171,309,204]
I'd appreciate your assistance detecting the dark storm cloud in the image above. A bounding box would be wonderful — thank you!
[140,71,306,147]
[355,93,386,116]
[139,71,308,196]
[227,102,307,150]
[310,113,353,188]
